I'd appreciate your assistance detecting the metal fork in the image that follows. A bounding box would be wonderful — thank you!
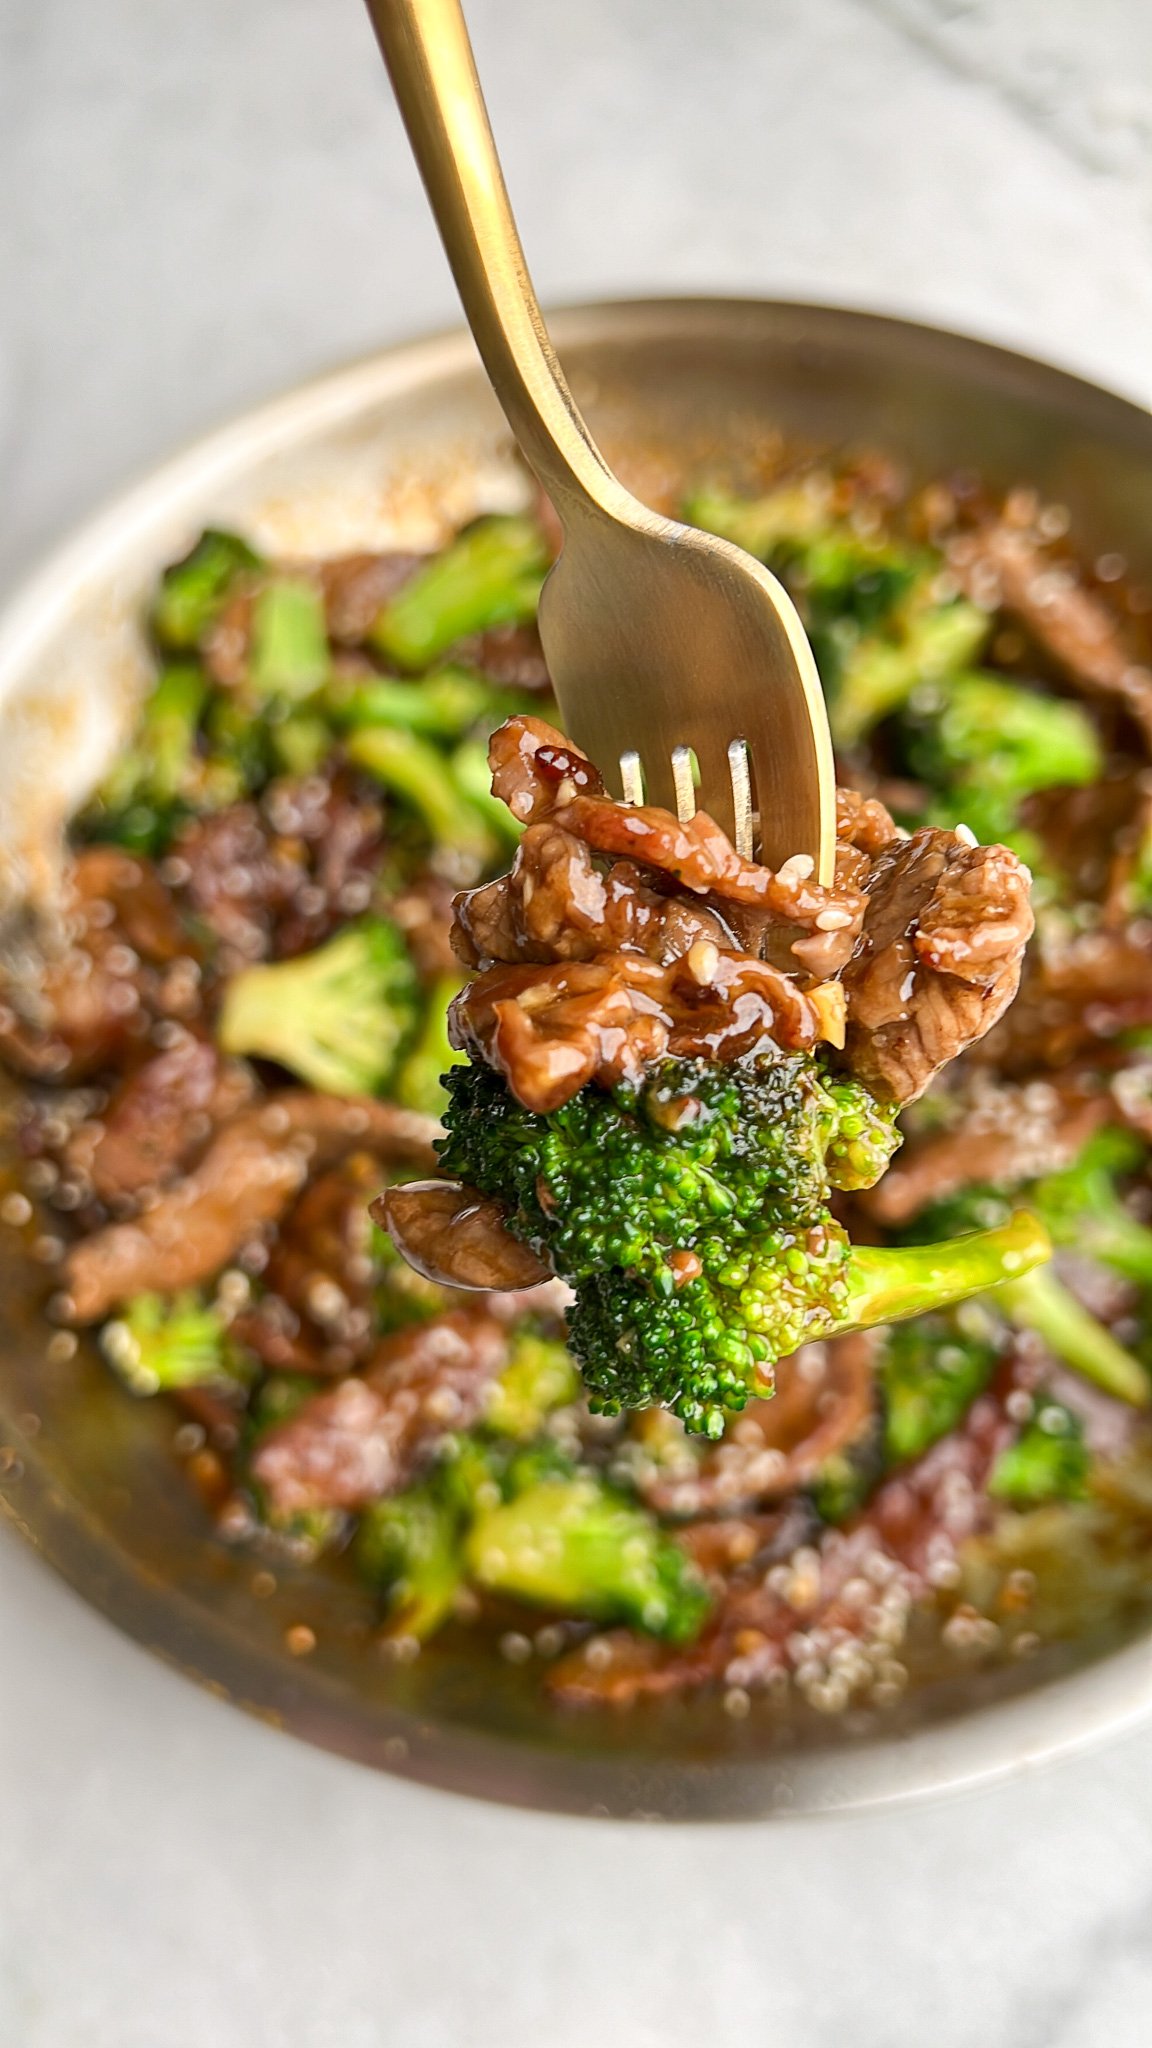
[363,0,836,877]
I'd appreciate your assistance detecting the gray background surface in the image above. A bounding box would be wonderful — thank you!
[3,2,1152,2042]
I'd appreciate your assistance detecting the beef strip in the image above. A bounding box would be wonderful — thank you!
[239,1152,384,1374]
[975,923,1152,1073]
[171,767,384,969]
[0,847,196,1082]
[62,1093,439,1321]
[863,1075,1110,1227]
[388,871,460,982]
[450,950,821,1114]
[250,1309,509,1515]
[550,1352,1029,1707]
[840,829,1034,1105]
[452,825,738,971]
[950,520,1152,748]
[64,1032,255,1204]
[377,1179,552,1291]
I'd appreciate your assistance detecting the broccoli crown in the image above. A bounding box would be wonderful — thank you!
[464,1470,710,1642]
[879,1307,1000,1467]
[439,1050,899,1434]
[100,1290,244,1396]
[218,916,419,1097]
[988,1398,1090,1508]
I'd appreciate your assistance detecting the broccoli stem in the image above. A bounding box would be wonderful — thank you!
[833,1210,1052,1340]
[345,725,496,875]
[999,1267,1151,1408]
[249,578,329,700]
[327,667,512,740]
[355,1485,464,1639]
[369,515,548,671]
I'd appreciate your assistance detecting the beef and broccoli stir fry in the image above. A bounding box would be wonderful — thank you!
[4,458,1152,1720]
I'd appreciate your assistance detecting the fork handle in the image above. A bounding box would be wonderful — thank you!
[364,0,622,528]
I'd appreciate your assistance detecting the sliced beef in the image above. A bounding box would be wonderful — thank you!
[840,828,1034,1105]
[377,1179,552,1291]
[65,1033,254,1204]
[249,1309,509,1515]
[951,520,1152,748]
[62,1093,439,1321]
[0,847,195,1082]
[450,950,820,1114]
[864,1075,1111,1227]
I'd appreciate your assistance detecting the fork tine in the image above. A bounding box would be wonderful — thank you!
[619,750,644,806]
[670,745,695,823]
[727,737,754,860]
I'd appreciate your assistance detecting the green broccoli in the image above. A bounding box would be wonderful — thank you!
[483,1327,581,1440]
[217,917,419,1096]
[248,577,329,701]
[449,738,527,853]
[369,515,548,671]
[325,666,521,741]
[393,974,468,1120]
[1027,1128,1152,1287]
[438,1052,1049,1435]
[151,529,263,652]
[81,661,209,853]
[345,725,498,878]
[988,1398,1090,1508]
[100,1291,245,1396]
[879,1307,1001,1467]
[464,1469,710,1641]
[354,1482,464,1638]
[901,671,1102,864]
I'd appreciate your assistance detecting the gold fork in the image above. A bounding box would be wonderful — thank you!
[363,0,835,877]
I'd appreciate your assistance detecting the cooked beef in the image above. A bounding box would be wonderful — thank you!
[976,924,1152,1073]
[65,1033,254,1204]
[377,1179,552,1291]
[951,520,1152,748]
[62,1093,439,1321]
[840,829,1034,1104]
[249,1309,509,1514]
[864,1075,1110,1226]
[389,871,461,982]
[171,768,384,969]
[449,950,821,1114]
[0,847,195,1081]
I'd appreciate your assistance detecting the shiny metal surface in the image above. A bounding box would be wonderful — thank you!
[363,1,835,871]
[3,299,1152,1818]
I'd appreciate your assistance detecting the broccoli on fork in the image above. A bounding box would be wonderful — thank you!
[438,1052,1047,1436]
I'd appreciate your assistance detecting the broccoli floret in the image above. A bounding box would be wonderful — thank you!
[248,578,329,701]
[988,1397,1090,1508]
[354,1482,464,1638]
[483,1327,581,1440]
[879,1307,1001,1467]
[345,725,498,879]
[152,528,263,652]
[393,974,468,1120]
[464,1470,710,1642]
[80,661,209,853]
[218,917,419,1096]
[100,1291,245,1396]
[369,515,548,671]
[438,1053,1049,1434]
[901,671,1102,864]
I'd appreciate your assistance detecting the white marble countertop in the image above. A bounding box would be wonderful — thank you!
[4,1,1152,2041]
